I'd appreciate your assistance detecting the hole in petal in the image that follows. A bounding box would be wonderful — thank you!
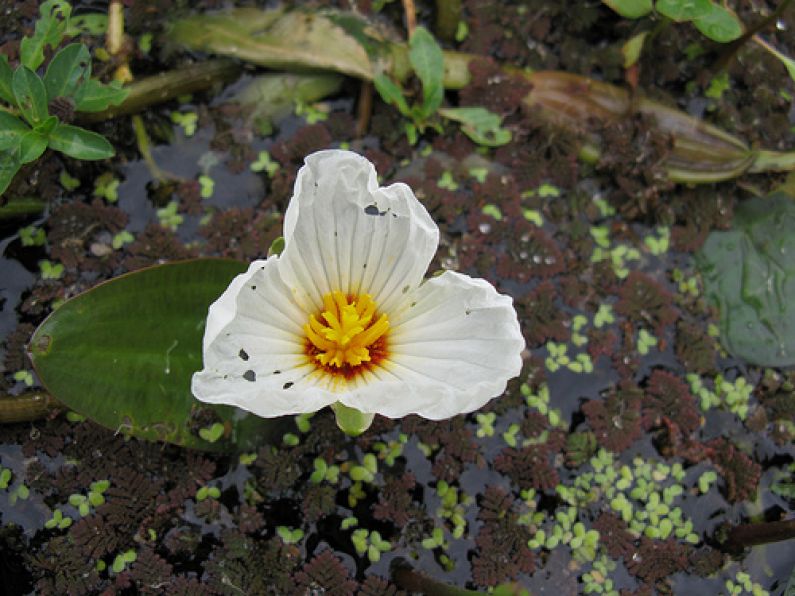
[243,370,256,382]
[239,349,249,361]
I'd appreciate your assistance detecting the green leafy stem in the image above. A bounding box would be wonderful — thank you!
[0,0,128,196]
[373,26,510,147]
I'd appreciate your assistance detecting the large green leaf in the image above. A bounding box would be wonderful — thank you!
[29,259,289,452]
[44,43,92,101]
[48,123,114,160]
[697,193,795,367]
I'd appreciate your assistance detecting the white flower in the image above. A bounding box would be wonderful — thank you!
[192,150,524,427]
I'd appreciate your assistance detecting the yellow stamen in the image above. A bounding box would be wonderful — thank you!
[304,291,389,369]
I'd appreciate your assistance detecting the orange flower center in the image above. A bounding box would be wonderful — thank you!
[304,292,389,369]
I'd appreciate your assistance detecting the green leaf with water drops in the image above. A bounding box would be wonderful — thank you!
[697,192,795,367]
[28,259,289,451]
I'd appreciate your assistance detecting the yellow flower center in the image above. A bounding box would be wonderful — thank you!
[304,291,390,369]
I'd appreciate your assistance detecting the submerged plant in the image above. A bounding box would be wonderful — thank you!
[192,150,524,434]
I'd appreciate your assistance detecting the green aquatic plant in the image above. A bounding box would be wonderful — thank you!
[0,0,128,196]
[605,0,795,85]
[167,7,795,183]
[604,0,743,42]
[374,26,510,146]
[373,25,444,144]
[351,528,392,562]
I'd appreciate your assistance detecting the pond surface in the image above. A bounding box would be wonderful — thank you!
[1,0,794,594]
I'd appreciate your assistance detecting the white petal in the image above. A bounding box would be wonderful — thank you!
[192,257,337,417]
[337,271,525,419]
[279,149,439,314]
[201,258,268,352]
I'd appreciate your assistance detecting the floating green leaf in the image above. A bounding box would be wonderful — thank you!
[48,123,114,160]
[692,2,743,42]
[603,0,653,18]
[438,106,511,147]
[697,193,795,367]
[29,259,288,451]
[655,0,712,22]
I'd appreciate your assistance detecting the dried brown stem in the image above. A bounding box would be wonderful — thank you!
[402,0,417,38]
[106,0,125,56]
[355,81,373,138]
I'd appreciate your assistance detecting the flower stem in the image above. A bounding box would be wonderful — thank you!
[391,558,481,594]
[0,197,45,220]
[721,518,795,555]
[330,402,374,436]
[0,392,58,423]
